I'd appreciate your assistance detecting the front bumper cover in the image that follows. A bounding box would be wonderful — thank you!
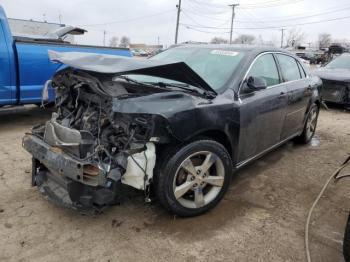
[23,135,122,213]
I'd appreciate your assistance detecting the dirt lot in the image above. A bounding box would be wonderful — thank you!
[0,105,349,262]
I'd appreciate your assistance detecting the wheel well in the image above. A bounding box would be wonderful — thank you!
[191,130,232,157]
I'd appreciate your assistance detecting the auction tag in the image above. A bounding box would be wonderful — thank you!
[211,50,239,56]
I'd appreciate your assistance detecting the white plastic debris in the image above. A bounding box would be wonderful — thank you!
[121,143,156,190]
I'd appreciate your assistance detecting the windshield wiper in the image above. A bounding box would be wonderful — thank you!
[114,75,151,86]
[114,76,216,98]
[146,81,216,98]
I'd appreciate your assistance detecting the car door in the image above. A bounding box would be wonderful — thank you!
[237,53,288,164]
[275,54,312,139]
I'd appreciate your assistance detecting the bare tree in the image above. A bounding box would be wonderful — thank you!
[210,37,228,44]
[318,33,331,49]
[233,34,255,45]
[286,28,305,47]
[119,36,130,48]
[109,36,119,47]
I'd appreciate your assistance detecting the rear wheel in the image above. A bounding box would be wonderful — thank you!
[155,140,233,217]
[297,103,319,144]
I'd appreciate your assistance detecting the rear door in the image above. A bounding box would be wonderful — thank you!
[237,53,288,163]
[275,54,311,139]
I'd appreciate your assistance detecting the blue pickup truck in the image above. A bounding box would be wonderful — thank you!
[0,6,132,106]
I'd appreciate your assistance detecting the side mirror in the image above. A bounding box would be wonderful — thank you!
[244,76,267,93]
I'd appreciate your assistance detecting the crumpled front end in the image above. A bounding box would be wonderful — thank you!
[22,68,167,213]
[321,79,350,105]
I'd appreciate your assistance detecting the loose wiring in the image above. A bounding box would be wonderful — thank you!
[305,155,350,262]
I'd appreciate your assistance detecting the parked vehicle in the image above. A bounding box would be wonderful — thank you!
[313,53,350,108]
[23,45,322,217]
[0,6,132,107]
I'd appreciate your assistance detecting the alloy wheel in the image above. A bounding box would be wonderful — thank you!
[172,151,225,209]
[306,107,318,140]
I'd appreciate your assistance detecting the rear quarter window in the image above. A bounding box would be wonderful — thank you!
[276,54,301,82]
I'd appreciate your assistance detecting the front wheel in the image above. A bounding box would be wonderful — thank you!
[296,103,319,144]
[155,140,233,217]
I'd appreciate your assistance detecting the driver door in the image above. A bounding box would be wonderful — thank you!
[236,53,288,164]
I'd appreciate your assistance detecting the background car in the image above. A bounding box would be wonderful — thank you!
[313,53,350,109]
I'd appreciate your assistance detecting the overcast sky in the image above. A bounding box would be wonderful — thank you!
[2,0,350,47]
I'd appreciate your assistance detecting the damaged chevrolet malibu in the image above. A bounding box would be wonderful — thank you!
[23,45,322,217]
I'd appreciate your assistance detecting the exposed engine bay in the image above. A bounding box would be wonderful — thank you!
[23,69,168,212]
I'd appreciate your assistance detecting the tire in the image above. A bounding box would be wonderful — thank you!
[154,139,233,217]
[296,103,319,144]
[344,213,350,262]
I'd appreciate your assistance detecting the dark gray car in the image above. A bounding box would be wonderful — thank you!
[23,45,322,217]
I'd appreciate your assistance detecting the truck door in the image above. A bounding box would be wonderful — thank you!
[0,14,16,105]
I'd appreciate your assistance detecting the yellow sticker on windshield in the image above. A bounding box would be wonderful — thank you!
[211,50,239,56]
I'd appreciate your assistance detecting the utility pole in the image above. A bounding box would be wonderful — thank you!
[103,30,106,46]
[229,4,239,44]
[280,28,285,48]
[175,0,182,44]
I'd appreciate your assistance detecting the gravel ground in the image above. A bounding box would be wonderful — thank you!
[0,105,349,262]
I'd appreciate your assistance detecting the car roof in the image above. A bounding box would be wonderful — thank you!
[170,44,289,54]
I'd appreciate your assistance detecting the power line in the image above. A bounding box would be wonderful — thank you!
[239,0,304,9]
[237,5,350,23]
[182,8,229,21]
[183,24,230,34]
[181,14,350,30]
[182,11,230,29]
[183,3,350,24]
[80,9,174,26]
[187,0,229,10]
[185,0,231,15]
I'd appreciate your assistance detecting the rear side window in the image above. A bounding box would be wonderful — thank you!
[247,54,280,87]
[276,54,301,82]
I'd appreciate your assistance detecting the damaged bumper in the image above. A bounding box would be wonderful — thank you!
[23,131,155,213]
[322,80,350,105]
[23,134,116,212]
[23,134,103,186]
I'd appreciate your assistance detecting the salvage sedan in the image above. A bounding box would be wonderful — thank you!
[313,53,350,108]
[23,45,322,217]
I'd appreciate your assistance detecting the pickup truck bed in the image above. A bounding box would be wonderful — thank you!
[0,5,132,106]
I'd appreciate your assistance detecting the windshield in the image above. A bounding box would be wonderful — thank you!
[126,47,246,91]
[325,54,350,70]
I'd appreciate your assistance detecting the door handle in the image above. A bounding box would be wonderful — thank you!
[278,92,286,98]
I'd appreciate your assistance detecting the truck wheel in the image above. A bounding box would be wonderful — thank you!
[155,140,233,217]
[296,103,319,144]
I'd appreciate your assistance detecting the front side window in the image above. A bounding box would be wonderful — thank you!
[276,54,301,82]
[246,53,280,87]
